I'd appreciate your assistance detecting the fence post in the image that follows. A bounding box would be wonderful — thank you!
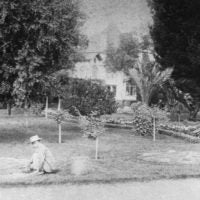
[58,98,61,111]
[95,137,99,160]
[153,117,156,142]
[45,96,48,119]
[58,123,62,143]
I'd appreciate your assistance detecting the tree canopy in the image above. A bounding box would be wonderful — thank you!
[106,32,172,106]
[106,33,140,73]
[149,0,200,119]
[149,0,200,86]
[0,0,87,106]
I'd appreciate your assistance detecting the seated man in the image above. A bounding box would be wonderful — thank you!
[26,135,56,174]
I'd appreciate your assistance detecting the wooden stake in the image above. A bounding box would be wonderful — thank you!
[58,98,61,111]
[95,137,99,160]
[24,99,29,128]
[58,123,62,143]
[178,114,181,125]
[153,117,156,142]
[45,96,48,119]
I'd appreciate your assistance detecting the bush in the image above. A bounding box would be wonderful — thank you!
[79,111,105,139]
[132,103,169,136]
[169,102,190,121]
[62,79,117,116]
[12,102,44,116]
[133,115,153,136]
[132,104,153,136]
[29,102,44,115]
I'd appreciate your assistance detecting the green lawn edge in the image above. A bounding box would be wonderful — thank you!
[1,173,200,188]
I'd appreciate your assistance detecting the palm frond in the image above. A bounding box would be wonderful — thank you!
[130,59,173,105]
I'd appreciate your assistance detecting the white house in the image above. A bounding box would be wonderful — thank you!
[67,23,148,105]
[68,53,137,104]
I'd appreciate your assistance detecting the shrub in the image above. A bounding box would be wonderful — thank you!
[79,111,105,139]
[132,104,153,136]
[29,102,44,115]
[132,103,169,136]
[12,102,44,116]
[169,102,189,121]
[62,79,117,116]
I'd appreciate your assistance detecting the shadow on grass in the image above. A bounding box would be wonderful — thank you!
[0,131,28,143]
[0,115,83,143]
[1,173,200,188]
[0,132,83,143]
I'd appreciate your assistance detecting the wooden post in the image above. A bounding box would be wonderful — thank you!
[95,137,99,160]
[178,114,181,125]
[24,99,29,128]
[58,98,61,111]
[45,96,48,119]
[153,117,156,142]
[58,123,62,143]
[7,101,12,116]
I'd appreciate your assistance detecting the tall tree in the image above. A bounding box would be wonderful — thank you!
[106,33,140,73]
[0,0,87,108]
[149,0,200,118]
[106,33,172,106]
[130,58,173,105]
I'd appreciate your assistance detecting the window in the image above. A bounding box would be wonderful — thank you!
[126,81,136,96]
[107,85,117,96]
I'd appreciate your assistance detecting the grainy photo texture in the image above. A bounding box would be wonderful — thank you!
[0,0,200,199]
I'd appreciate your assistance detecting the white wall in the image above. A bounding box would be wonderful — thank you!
[69,59,137,102]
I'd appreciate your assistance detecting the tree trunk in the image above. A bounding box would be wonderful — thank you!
[189,103,200,121]
[7,101,12,116]
[58,97,61,111]
[189,110,199,121]
[24,99,29,128]
[95,137,99,160]
[45,96,48,119]
[58,123,62,144]
[153,117,156,142]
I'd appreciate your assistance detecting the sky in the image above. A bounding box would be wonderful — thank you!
[81,0,152,37]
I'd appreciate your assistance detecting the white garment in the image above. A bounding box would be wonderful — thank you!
[30,143,56,173]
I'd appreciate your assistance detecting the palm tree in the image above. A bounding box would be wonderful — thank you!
[129,53,173,106]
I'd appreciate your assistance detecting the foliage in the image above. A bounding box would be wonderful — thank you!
[29,102,44,116]
[133,114,153,136]
[48,110,74,124]
[0,0,87,106]
[79,111,105,139]
[132,102,169,136]
[62,79,117,116]
[106,32,172,106]
[12,102,44,116]
[159,123,200,136]
[102,117,134,125]
[130,59,173,105]
[149,0,200,118]
[164,79,200,120]
[149,0,200,84]
[106,33,140,73]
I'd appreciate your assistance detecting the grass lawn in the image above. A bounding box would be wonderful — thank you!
[1,110,200,187]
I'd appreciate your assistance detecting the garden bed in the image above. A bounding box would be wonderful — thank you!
[158,129,200,143]
[104,123,133,129]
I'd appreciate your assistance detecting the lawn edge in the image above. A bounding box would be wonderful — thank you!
[1,174,200,188]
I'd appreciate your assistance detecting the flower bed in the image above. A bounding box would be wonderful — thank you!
[159,123,200,137]
[101,117,135,129]
[101,118,134,125]
[158,129,200,143]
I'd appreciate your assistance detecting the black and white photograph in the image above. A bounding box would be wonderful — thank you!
[0,0,200,199]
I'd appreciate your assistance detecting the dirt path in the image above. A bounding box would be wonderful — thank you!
[1,178,200,200]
